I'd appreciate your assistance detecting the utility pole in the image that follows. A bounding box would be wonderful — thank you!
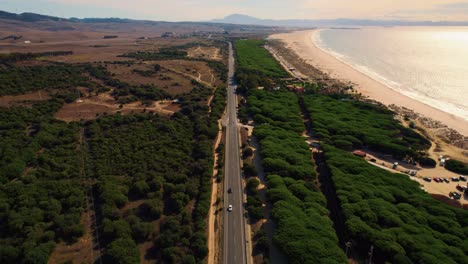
[368,245,374,264]
[345,241,352,258]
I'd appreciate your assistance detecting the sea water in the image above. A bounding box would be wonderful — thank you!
[314,27,468,121]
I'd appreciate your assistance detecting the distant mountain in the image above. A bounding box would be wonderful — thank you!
[0,10,63,22]
[0,10,135,24]
[211,14,468,27]
[211,14,262,25]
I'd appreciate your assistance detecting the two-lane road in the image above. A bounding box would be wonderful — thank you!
[223,42,248,264]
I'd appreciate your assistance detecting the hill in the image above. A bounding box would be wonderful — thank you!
[0,10,63,22]
[211,13,468,27]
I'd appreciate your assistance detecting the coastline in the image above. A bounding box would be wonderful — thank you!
[269,30,468,137]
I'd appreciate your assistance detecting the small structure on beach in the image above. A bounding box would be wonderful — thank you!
[440,158,446,166]
[352,150,367,158]
[161,32,177,38]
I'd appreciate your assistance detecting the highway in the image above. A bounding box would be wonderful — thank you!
[223,42,248,264]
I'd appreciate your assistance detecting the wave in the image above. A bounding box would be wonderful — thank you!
[311,30,468,121]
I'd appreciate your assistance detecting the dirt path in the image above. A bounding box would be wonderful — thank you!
[48,129,102,264]
[163,66,214,88]
[207,120,224,264]
[248,130,287,264]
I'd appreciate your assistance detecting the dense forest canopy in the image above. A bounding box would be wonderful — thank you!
[247,90,346,263]
[234,39,288,78]
[0,99,85,263]
[0,43,227,263]
[322,145,468,264]
[302,95,431,159]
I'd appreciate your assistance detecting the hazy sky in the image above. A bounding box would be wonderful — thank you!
[1,0,468,21]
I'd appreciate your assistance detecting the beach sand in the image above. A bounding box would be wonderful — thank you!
[269,30,468,136]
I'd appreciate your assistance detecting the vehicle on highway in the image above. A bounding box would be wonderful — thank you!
[228,187,232,193]
[460,175,467,182]
[423,177,432,182]
[228,205,233,212]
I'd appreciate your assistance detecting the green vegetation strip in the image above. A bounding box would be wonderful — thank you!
[247,89,346,263]
[234,39,288,78]
[0,51,73,63]
[0,64,89,96]
[302,95,430,159]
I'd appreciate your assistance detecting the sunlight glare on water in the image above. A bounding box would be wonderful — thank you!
[316,27,468,121]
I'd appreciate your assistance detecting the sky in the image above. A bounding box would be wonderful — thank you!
[1,0,468,22]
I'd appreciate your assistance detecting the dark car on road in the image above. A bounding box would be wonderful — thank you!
[450,192,461,200]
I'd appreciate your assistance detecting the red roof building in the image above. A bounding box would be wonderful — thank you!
[352,150,367,157]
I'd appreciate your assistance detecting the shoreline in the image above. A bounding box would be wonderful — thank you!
[269,30,468,137]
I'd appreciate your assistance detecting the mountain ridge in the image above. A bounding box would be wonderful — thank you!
[210,13,468,27]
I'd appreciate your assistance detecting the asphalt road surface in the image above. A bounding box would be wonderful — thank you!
[223,42,248,264]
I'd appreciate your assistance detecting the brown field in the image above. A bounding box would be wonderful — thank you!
[0,90,51,107]
[187,46,222,61]
[159,60,222,87]
[54,91,178,122]
[106,62,195,95]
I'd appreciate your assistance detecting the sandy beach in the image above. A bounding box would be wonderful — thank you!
[269,30,468,136]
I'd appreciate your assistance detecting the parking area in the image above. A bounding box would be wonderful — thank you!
[363,152,468,205]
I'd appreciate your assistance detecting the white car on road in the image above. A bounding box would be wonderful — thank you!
[228,205,233,212]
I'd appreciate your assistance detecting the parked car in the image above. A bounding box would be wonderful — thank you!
[456,185,465,192]
[434,178,441,183]
[460,175,467,182]
[404,169,410,174]
[449,192,461,200]
[410,171,417,176]
[452,177,460,182]
[423,177,432,182]
[443,178,450,183]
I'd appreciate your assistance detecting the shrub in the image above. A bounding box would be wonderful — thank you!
[418,157,437,167]
[445,159,468,174]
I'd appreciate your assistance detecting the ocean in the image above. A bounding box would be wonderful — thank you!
[313,27,468,121]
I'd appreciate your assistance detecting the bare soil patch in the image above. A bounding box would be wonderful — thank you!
[158,60,222,87]
[54,91,177,122]
[105,62,194,95]
[47,212,97,264]
[187,46,222,61]
[0,90,51,107]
